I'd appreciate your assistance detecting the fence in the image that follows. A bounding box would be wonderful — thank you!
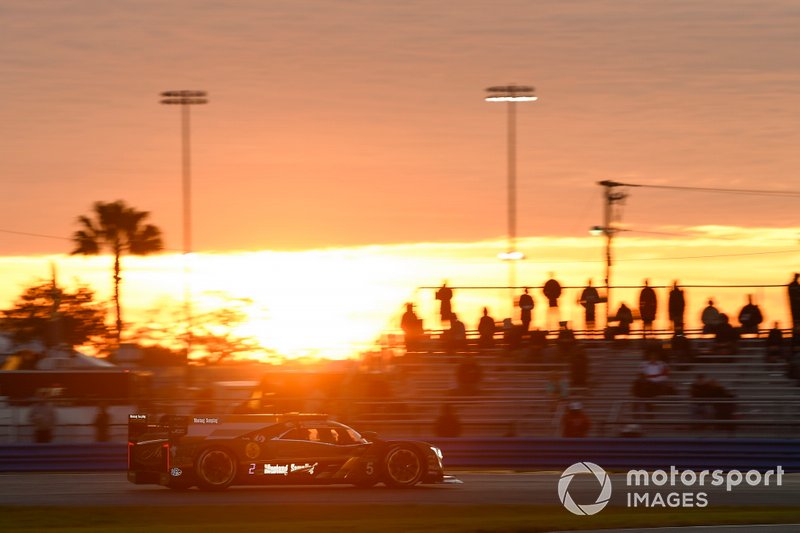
[2,438,799,473]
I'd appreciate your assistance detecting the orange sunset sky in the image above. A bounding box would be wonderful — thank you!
[2,1,799,358]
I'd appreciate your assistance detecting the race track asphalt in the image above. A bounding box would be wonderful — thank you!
[1,472,799,508]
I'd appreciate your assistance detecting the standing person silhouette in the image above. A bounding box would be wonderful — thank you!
[668,281,686,332]
[435,282,453,324]
[543,274,562,332]
[518,288,534,331]
[400,303,423,352]
[478,307,496,349]
[639,279,657,338]
[737,294,763,336]
[578,279,600,335]
[788,273,800,333]
[702,299,721,334]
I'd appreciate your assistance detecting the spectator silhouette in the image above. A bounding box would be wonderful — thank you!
[546,369,569,410]
[668,281,686,332]
[400,303,424,352]
[434,403,462,438]
[543,275,562,308]
[737,294,763,336]
[528,329,548,361]
[765,322,784,363]
[701,299,721,334]
[789,273,800,332]
[194,387,215,414]
[435,282,453,323]
[502,318,524,351]
[445,313,467,353]
[640,351,676,396]
[713,314,740,355]
[29,389,57,443]
[606,302,633,340]
[706,379,736,431]
[94,403,110,442]
[518,288,534,331]
[455,354,482,395]
[690,374,713,422]
[669,328,694,370]
[639,279,657,338]
[578,279,600,335]
[788,331,800,384]
[570,344,589,388]
[477,307,496,349]
[561,402,591,438]
[543,274,562,331]
[556,321,576,356]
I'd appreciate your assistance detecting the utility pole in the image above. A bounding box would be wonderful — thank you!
[596,180,628,326]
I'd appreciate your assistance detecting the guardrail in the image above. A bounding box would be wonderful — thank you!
[2,438,799,473]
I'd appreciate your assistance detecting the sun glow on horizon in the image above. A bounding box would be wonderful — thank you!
[1,227,798,361]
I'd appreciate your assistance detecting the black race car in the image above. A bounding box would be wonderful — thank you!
[128,413,449,491]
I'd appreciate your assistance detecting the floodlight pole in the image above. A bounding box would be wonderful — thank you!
[485,84,537,315]
[160,90,208,361]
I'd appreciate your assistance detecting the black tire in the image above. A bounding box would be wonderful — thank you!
[195,448,237,491]
[382,445,425,488]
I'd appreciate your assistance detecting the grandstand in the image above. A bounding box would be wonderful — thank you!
[343,327,800,439]
[1,326,798,443]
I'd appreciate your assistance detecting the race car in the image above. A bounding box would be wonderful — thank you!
[127,413,448,491]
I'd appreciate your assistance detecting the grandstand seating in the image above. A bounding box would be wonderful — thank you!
[349,330,800,439]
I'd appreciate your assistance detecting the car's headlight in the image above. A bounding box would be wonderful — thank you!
[431,446,443,460]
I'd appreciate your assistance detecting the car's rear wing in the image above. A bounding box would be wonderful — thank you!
[128,414,189,443]
[128,412,331,442]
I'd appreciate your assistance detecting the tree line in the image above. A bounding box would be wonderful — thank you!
[1,200,262,364]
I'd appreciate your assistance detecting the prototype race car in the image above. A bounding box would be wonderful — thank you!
[128,413,448,491]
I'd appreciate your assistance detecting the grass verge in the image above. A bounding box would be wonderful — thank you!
[2,505,800,532]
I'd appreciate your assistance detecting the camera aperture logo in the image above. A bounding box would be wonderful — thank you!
[558,462,612,515]
[557,462,785,515]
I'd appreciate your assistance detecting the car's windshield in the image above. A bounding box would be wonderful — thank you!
[278,423,366,445]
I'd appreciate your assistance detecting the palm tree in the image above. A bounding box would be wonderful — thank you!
[71,200,163,344]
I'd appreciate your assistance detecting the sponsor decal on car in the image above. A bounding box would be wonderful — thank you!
[245,442,260,459]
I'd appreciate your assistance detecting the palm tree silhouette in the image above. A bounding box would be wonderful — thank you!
[71,200,163,344]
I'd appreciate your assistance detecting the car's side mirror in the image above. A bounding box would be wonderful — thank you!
[361,431,379,442]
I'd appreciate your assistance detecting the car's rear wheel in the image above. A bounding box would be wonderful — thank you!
[382,445,424,488]
[195,448,237,491]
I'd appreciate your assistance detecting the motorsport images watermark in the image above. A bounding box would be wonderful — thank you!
[558,462,785,515]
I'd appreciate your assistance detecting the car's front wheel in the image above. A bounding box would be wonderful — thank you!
[382,445,424,488]
[195,448,237,491]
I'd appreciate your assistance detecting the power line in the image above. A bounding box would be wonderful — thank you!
[616,181,800,198]
[618,248,799,262]
[496,248,799,265]
[0,228,182,253]
[0,229,70,241]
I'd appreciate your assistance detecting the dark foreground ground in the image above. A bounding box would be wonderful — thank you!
[2,472,800,531]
